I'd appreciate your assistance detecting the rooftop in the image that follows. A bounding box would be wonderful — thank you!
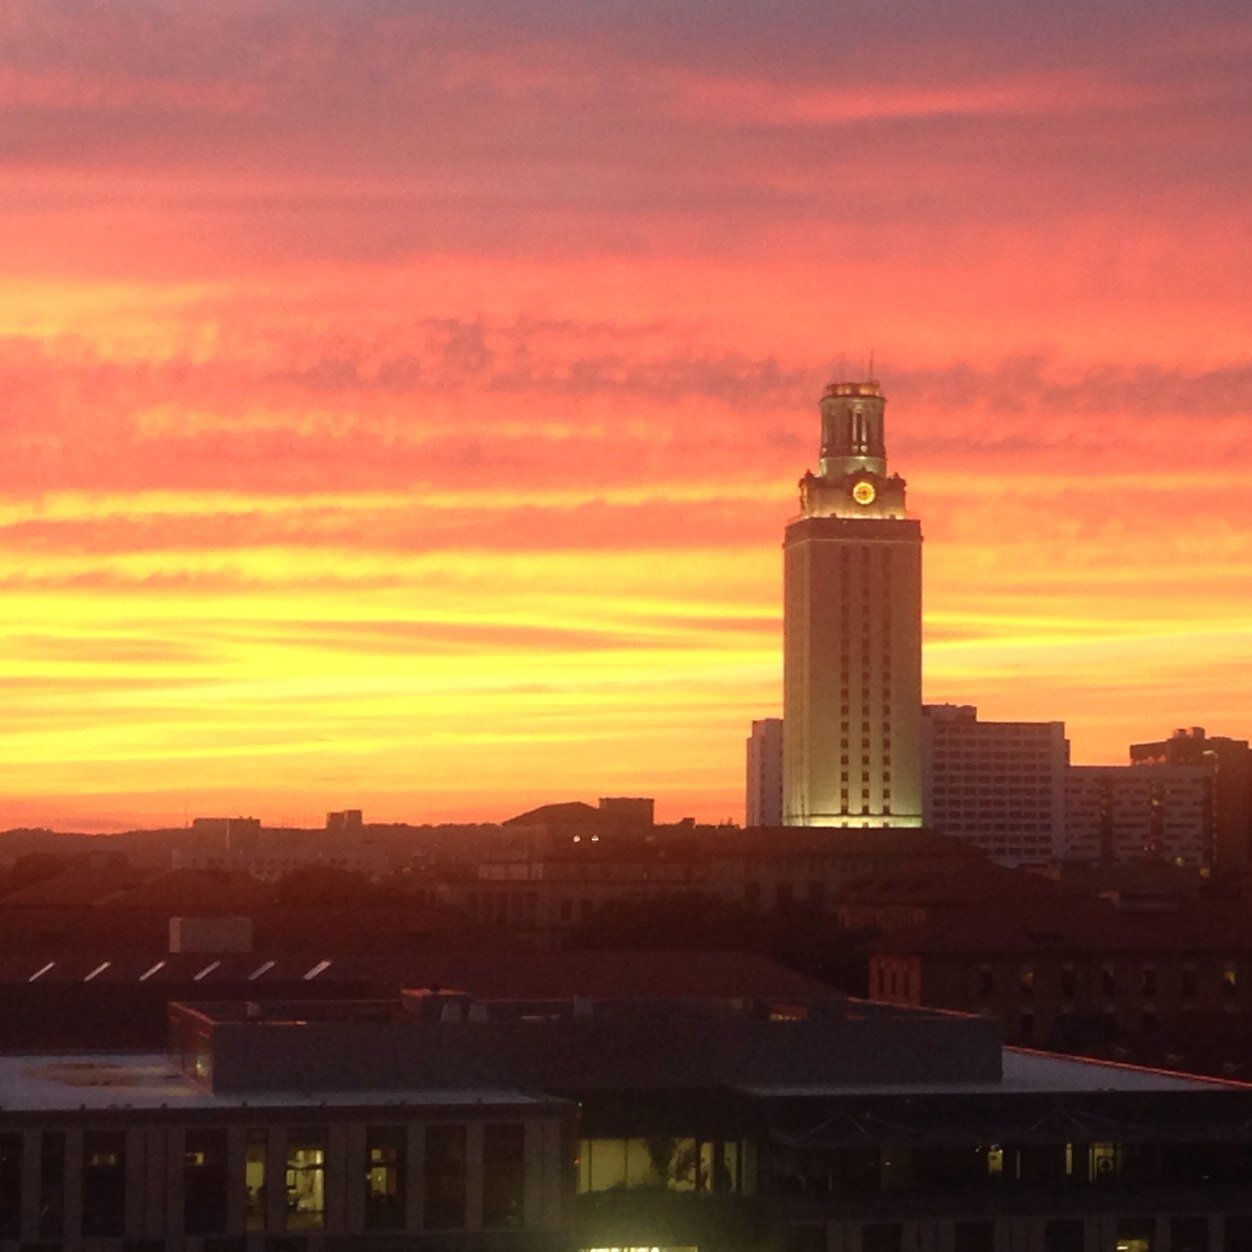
[0,1050,556,1113]
[743,1046,1247,1098]
[1,1041,1239,1117]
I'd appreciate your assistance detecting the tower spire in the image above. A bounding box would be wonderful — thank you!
[799,379,907,521]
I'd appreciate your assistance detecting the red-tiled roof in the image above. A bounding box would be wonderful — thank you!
[93,868,273,912]
[0,861,142,907]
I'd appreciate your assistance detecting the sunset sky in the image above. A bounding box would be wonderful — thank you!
[1,0,1249,831]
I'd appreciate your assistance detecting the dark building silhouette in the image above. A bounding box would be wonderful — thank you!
[1131,727,1252,868]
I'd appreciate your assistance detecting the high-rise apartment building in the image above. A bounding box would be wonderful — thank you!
[1064,764,1212,865]
[921,704,1068,865]
[783,380,923,827]
[1130,727,1252,868]
[745,717,784,827]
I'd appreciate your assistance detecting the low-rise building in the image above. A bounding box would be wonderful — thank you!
[461,826,981,930]
[6,986,1252,1251]
[868,886,1252,1072]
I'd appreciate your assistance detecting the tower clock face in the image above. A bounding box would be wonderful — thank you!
[852,480,877,506]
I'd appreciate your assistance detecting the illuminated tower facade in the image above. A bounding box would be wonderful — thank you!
[783,380,923,827]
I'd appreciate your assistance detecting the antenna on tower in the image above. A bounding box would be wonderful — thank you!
[868,348,875,381]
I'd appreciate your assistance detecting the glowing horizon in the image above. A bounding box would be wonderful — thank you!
[0,1,1248,831]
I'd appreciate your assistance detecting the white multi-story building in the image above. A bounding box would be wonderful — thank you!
[745,717,784,827]
[921,704,1068,865]
[1064,764,1213,865]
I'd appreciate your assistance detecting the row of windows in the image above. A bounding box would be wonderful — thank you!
[577,1136,755,1196]
[971,833,1055,843]
[0,1123,527,1242]
[974,963,1240,1001]
[935,779,1055,790]
[772,1140,1252,1196]
[933,753,1058,770]
[937,796,1054,808]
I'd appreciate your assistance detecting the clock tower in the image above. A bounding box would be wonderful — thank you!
[782,379,923,827]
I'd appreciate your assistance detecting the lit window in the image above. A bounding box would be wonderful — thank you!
[245,1129,267,1231]
[365,1128,406,1232]
[285,1131,326,1231]
[1090,1143,1118,1183]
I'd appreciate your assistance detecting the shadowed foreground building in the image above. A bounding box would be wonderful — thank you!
[4,984,1252,1250]
[867,879,1252,1073]
[783,379,923,829]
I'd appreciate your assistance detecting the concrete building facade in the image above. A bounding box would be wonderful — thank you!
[746,717,784,827]
[1131,727,1252,868]
[1065,764,1212,865]
[783,380,923,828]
[922,704,1069,865]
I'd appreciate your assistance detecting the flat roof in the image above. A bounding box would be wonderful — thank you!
[740,1046,1249,1097]
[0,1052,556,1113]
